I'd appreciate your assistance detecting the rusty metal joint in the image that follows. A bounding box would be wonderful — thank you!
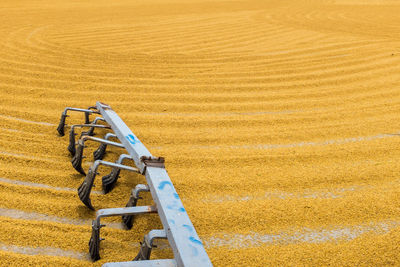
[140,156,165,174]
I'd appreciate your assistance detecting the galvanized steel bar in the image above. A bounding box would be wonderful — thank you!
[103,259,178,267]
[96,102,212,267]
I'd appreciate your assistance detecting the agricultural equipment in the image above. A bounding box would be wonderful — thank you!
[57,102,212,267]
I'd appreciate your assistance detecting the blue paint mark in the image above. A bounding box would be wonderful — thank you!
[168,219,175,225]
[166,201,186,213]
[189,237,203,246]
[158,181,173,190]
[125,134,138,145]
[167,200,179,210]
[182,224,193,233]
[173,193,180,199]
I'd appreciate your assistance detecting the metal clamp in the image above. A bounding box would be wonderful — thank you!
[141,156,165,174]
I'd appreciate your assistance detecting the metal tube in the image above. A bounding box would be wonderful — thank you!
[81,135,125,148]
[92,160,140,174]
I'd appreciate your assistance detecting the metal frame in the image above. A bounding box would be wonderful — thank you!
[95,102,212,267]
[57,102,213,267]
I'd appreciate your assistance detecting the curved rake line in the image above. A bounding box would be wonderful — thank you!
[0,242,87,260]
[204,220,400,248]
[0,208,123,229]
[0,177,102,195]
[0,114,54,126]
[194,132,400,150]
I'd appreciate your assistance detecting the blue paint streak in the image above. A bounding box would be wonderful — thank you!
[189,237,203,246]
[158,181,172,190]
[125,134,137,144]
[182,224,193,233]
[173,193,180,199]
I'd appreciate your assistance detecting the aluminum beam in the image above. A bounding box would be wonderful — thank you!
[96,102,212,267]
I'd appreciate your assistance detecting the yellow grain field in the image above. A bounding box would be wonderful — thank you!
[0,0,400,266]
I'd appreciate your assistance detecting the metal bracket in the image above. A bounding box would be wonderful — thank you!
[78,160,140,210]
[123,184,150,229]
[82,116,106,136]
[141,156,165,174]
[134,229,167,261]
[93,133,118,161]
[68,124,111,156]
[57,107,100,136]
[89,205,157,261]
[71,136,125,175]
[102,154,134,193]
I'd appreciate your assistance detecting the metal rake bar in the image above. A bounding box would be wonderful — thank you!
[57,102,212,266]
[95,102,212,267]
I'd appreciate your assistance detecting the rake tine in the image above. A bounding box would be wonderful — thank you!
[102,154,133,193]
[71,136,125,175]
[82,117,106,136]
[68,127,77,156]
[68,124,111,156]
[89,219,101,261]
[78,160,140,210]
[89,206,157,261]
[85,106,98,124]
[71,139,86,175]
[93,133,117,161]
[133,230,167,261]
[78,166,97,209]
[122,184,150,229]
[57,107,100,136]
[57,113,68,136]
